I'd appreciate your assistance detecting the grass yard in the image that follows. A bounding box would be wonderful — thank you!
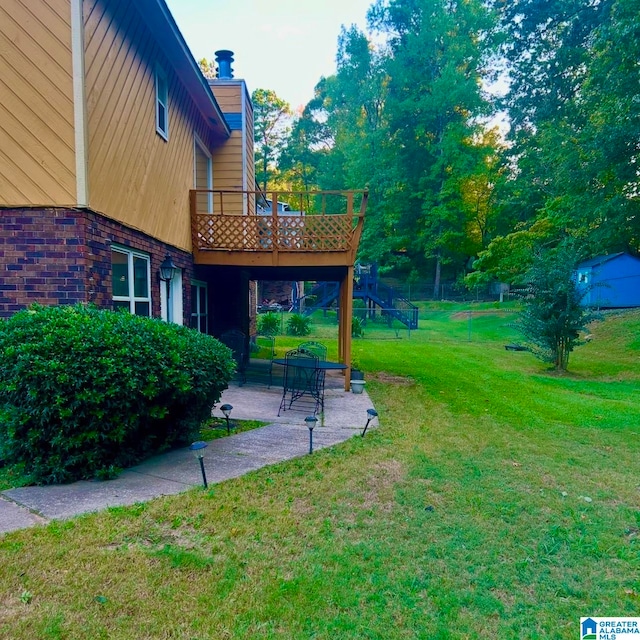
[1,306,639,638]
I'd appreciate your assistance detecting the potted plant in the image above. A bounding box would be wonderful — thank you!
[350,358,365,393]
[350,358,364,381]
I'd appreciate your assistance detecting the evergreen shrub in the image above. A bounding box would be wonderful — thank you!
[0,305,235,484]
[515,243,599,370]
[257,311,280,336]
[286,313,311,336]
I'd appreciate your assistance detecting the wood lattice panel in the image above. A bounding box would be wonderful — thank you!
[301,215,351,251]
[195,214,354,252]
[196,214,260,250]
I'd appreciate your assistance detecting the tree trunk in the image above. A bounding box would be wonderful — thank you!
[433,255,442,299]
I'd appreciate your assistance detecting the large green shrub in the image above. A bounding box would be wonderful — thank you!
[257,311,280,336]
[0,305,235,484]
[286,313,311,336]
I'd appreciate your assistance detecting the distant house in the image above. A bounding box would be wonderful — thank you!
[576,253,640,308]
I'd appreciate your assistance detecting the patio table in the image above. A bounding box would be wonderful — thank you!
[274,358,347,416]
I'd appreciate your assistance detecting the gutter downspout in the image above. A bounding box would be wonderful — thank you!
[71,0,89,206]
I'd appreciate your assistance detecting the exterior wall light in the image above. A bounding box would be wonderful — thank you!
[159,254,177,322]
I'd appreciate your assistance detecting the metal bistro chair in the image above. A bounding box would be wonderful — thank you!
[278,348,321,416]
[298,342,327,405]
[250,334,275,387]
[298,341,327,361]
[219,329,247,385]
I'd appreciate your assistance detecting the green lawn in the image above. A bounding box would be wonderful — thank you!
[1,306,639,639]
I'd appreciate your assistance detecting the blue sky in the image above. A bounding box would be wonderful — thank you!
[165,0,374,111]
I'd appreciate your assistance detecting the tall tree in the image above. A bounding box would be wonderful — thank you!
[368,0,498,292]
[253,89,291,192]
[498,0,612,133]
[321,26,393,261]
[279,28,394,256]
[569,0,640,252]
[495,0,640,254]
[278,93,333,194]
[468,0,640,289]
[459,129,509,254]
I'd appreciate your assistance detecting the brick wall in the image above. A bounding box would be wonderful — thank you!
[259,281,295,307]
[0,207,194,322]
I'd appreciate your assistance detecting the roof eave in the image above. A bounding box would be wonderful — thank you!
[135,0,231,139]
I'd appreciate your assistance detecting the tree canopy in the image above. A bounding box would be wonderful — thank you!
[252,89,292,193]
[258,0,639,286]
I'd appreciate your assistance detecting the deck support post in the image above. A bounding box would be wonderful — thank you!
[338,265,354,391]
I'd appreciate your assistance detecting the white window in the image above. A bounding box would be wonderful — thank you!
[111,247,151,316]
[156,65,169,140]
[190,281,208,333]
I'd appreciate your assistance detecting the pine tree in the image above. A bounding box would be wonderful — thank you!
[516,243,599,371]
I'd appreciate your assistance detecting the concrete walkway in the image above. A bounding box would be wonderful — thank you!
[0,375,375,535]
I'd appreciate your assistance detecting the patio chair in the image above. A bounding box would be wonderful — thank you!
[278,348,322,416]
[219,329,247,385]
[249,334,275,387]
[298,340,327,361]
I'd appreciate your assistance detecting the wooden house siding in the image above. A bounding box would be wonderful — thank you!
[84,0,225,251]
[208,80,252,215]
[194,139,212,212]
[0,0,76,205]
[211,134,243,215]
[244,86,255,211]
[212,134,244,189]
[209,83,242,112]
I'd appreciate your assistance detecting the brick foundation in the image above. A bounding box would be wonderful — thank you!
[0,207,193,322]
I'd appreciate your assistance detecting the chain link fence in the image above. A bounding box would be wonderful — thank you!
[378,278,512,303]
[257,302,521,345]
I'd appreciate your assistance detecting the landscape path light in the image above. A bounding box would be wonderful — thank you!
[361,408,378,437]
[305,415,318,454]
[189,440,208,488]
[220,403,233,434]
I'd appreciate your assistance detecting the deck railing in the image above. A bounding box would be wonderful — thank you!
[190,190,368,255]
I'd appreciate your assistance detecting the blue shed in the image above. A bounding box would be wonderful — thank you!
[576,252,640,308]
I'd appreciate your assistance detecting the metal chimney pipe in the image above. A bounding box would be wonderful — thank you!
[214,50,234,79]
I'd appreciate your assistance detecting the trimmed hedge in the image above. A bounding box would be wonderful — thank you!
[0,305,235,484]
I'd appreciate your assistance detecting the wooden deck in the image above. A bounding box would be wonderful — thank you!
[190,189,367,268]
